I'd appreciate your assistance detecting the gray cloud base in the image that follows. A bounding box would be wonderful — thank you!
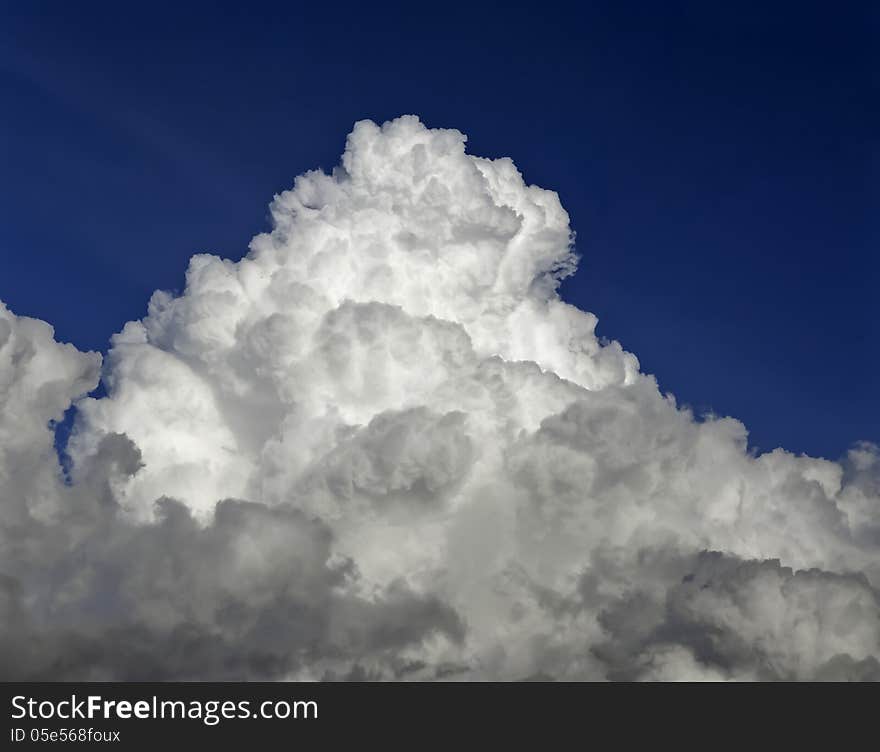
[1,116,878,680]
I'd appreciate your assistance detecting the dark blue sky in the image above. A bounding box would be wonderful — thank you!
[1,1,876,460]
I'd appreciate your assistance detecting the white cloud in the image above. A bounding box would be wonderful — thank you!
[1,116,878,680]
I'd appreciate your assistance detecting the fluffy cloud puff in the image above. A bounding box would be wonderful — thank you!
[1,116,878,680]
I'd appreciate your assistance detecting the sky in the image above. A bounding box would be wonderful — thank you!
[2,2,880,682]
[0,1,876,460]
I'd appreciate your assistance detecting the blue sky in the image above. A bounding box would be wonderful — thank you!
[1,1,875,460]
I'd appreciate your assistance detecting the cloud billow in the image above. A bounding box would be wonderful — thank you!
[1,116,878,680]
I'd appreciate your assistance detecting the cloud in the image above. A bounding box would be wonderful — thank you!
[1,115,878,680]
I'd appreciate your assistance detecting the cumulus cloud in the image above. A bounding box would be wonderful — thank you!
[1,115,878,680]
